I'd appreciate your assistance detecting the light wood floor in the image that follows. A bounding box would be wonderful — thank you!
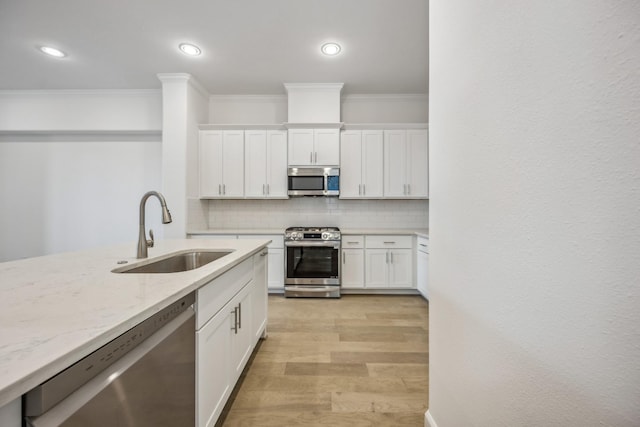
[218,294,429,426]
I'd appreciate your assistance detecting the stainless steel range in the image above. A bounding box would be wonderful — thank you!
[284,226,341,298]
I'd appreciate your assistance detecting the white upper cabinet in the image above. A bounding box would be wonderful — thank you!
[200,130,245,198]
[383,129,428,198]
[244,130,288,198]
[288,128,339,166]
[340,130,383,198]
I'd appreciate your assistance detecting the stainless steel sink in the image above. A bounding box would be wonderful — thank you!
[114,250,233,274]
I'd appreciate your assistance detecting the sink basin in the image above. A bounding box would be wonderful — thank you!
[114,250,233,274]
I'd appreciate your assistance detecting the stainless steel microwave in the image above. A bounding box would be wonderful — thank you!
[287,167,340,196]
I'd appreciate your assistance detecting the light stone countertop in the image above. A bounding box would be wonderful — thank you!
[188,228,429,237]
[0,238,269,407]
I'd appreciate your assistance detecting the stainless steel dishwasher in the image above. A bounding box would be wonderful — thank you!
[24,293,195,427]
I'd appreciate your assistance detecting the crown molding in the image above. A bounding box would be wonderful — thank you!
[157,73,209,98]
[284,83,344,92]
[342,93,428,101]
[209,94,287,103]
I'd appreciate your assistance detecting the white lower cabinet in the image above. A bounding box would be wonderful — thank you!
[252,250,268,344]
[195,254,267,427]
[416,236,429,299]
[238,235,285,292]
[196,298,234,427]
[341,235,365,289]
[364,235,415,289]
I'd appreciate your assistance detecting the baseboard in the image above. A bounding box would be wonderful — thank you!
[426,410,438,427]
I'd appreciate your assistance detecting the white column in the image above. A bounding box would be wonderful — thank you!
[157,73,209,238]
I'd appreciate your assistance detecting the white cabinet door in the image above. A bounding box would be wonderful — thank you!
[361,130,384,198]
[221,131,245,198]
[266,130,288,197]
[417,248,428,299]
[388,249,413,288]
[407,129,429,198]
[267,248,284,290]
[288,128,339,166]
[252,250,268,344]
[200,130,244,198]
[200,131,224,198]
[196,301,233,427]
[339,130,363,198]
[384,130,407,197]
[230,283,253,382]
[342,249,365,288]
[244,130,268,198]
[365,249,389,288]
[314,128,340,166]
[288,129,314,165]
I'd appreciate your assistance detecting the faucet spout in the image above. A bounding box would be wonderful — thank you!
[137,191,172,259]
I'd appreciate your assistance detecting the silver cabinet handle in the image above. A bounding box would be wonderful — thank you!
[403,184,407,195]
[310,152,313,163]
[231,307,238,334]
[260,250,268,256]
[358,184,362,195]
[346,241,359,245]
[363,184,366,195]
[342,252,346,264]
[314,152,318,163]
[390,252,394,263]
[386,252,389,263]
[407,184,411,195]
[238,302,242,329]
[383,241,396,244]
[263,184,265,195]
[267,184,270,195]
[218,184,222,195]
[419,243,427,247]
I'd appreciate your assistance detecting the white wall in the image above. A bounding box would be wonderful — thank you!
[208,94,428,124]
[0,91,163,262]
[0,90,161,131]
[428,1,640,426]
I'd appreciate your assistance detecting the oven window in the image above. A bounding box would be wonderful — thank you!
[286,246,339,278]
[288,176,324,191]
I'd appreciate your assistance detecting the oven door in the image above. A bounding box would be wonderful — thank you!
[285,241,341,285]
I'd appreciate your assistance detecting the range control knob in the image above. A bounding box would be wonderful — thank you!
[322,232,329,240]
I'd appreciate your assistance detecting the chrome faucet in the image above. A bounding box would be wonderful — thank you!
[137,191,172,258]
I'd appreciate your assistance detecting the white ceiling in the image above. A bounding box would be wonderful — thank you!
[0,0,429,95]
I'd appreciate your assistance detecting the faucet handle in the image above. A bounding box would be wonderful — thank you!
[147,229,155,248]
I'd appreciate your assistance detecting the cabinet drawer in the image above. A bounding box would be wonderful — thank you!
[196,258,253,329]
[342,235,364,248]
[417,236,429,253]
[365,235,413,249]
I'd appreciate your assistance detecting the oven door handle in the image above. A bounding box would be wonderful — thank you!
[285,241,340,248]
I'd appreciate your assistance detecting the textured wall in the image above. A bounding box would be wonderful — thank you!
[428,1,640,426]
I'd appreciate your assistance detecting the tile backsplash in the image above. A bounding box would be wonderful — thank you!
[188,198,428,230]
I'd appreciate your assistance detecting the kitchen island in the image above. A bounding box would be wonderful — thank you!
[0,238,269,423]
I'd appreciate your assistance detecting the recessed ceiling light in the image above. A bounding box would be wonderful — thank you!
[321,42,341,56]
[39,46,66,58]
[179,43,201,56]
